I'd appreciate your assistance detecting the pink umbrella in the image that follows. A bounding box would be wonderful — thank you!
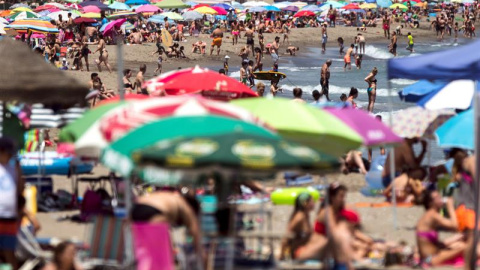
[211,6,227,15]
[66,3,83,10]
[16,33,45,39]
[324,107,402,147]
[135,4,161,13]
[83,5,101,13]
[102,18,126,35]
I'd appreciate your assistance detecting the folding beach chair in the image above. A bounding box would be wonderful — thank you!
[131,222,175,270]
[82,215,130,269]
[17,227,52,270]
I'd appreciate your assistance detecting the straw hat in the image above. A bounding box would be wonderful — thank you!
[0,38,88,106]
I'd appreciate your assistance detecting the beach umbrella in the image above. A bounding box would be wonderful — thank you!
[273,1,291,8]
[324,107,402,147]
[376,0,393,7]
[351,0,364,2]
[0,22,6,34]
[9,11,40,21]
[231,2,245,9]
[99,96,268,143]
[44,2,68,10]
[82,5,102,13]
[231,98,363,157]
[0,17,8,24]
[155,12,183,20]
[65,0,83,3]
[435,109,473,150]
[11,7,32,13]
[185,1,198,6]
[390,3,407,9]
[416,80,475,110]
[10,3,30,10]
[125,0,150,5]
[101,18,126,34]
[0,10,13,17]
[282,5,299,11]
[47,11,79,21]
[322,1,345,8]
[153,0,189,8]
[291,1,308,8]
[79,0,109,10]
[243,1,269,7]
[135,4,160,12]
[133,134,338,181]
[35,4,59,12]
[211,6,227,15]
[148,14,176,23]
[81,12,101,18]
[108,11,137,18]
[360,3,377,8]
[0,38,88,105]
[192,3,209,8]
[264,5,281,11]
[73,17,97,23]
[194,6,218,14]
[143,66,258,100]
[342,3,361,9]
[414,2,426,7]
[402,1,416,6]
[213,3,233,10]
[5,19,59,34]
[66,3,84,10]
[248,6,266,12]
[108,1,131,10]
[390,107,454,139]
[121,21,135,32]
[182,10,202,21]
[293,10,315,17]
[101,115,279,176]
[301,5,321,12]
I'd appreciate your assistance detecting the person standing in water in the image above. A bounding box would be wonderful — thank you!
[344,44,354,71]
[406,32,414,53]
[389,31,397,57]
[365,67,378,113]
[320,60,332,101]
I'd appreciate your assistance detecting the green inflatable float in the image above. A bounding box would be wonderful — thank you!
[271,187,320,205]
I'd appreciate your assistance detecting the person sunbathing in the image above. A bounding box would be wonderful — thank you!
[416,190,465,266]
[341,151,370,175]
[383,171,425,203]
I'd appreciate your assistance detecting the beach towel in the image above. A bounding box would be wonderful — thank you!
[132,222,174,270]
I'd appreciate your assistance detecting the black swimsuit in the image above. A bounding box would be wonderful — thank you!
[131,203,163,222]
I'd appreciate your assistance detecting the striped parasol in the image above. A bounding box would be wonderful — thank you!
[81,12,101,18]
[9,11,40,21]
[108,11,137,18]
[5,19,59,34]
[122,21,135,32]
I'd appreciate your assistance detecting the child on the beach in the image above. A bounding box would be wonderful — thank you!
[406,32,414,53]
[396,25,403,36]
[223,55,229,75]
[355,54,363,70]
[272,63,279,72]
[152,47,165,75]
[248,60,255,87]
[454,22,459,41]
[240,61,248,85]
[337,37,344,55]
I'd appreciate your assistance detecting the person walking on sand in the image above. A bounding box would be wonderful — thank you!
[320,60,332,101]
[344,44,354,71]
[210,26,223,56]
[383,15,391,39]
[406,32,414,53]
[389,31,397,56]
[231,20,239,45]
[321,23,328,53]
[365,67,378,112]
[270,36,280,65]
[94,34,112,73]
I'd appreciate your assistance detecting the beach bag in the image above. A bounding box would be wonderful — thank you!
[80,188,113,222]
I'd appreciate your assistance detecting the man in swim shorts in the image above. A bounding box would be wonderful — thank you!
[210,26,223,56]
[270,36,280,64]
[389,31,397,56]
[320,60,332,101]
[321,23,328,53]
[231,20,239,45]
[344,44,354,71]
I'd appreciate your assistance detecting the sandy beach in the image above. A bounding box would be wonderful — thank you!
[32,20,464,270]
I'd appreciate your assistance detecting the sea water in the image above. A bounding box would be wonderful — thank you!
[227,37,469,163]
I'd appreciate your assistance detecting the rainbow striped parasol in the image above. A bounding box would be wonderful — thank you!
[108,11,137,18]
[5,19,59,34]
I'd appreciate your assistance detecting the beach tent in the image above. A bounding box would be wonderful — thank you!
[154,0,190,9]
[388,39,480,270]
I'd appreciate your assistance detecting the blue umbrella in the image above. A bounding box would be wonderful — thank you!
[435,109,473,150]
[376,0,393,8]
[213,3,233,10]
[248,6,266,12]
[264,5,281,11]
[301,5,321,12]
[399,80,446,102]
[109,1,131,10]
[125,0,150,5]
[416,80,475,110]
[148,15,175,24]
[323,1,345,8]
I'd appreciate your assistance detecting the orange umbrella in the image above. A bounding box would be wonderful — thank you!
[0,10,12,17]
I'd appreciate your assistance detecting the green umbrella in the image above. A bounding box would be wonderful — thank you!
[59,101,130,157]
[231,98,363,157]
[133,134,339,184]
[101,115,278,176]
[154,0,189,9]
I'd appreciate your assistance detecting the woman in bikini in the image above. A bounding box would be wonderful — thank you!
[416,190,465,266]
[123,69,133,94]
[94,34,112,73]
[280,193,315,260]
[364,67,378,113]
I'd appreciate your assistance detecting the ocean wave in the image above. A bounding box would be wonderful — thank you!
[364,45,393,60]
[280,84,397,97]
[390,78,417,85]
[229,71,240,78]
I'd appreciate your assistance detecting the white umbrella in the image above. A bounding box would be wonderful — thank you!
[47,11,79,21]
[273,1,291,8]
[182,10,203,21]
[0,17,8,24]
[243,1,270,7]
[0,22,6,34]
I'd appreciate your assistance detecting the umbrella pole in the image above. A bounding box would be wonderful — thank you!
[387,79,397,230]
[469,83,480,270]
[117,35,124,101]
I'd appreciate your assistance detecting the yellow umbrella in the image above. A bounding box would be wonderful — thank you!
[360,3,377,9]
[389,3,407,9]
[12,7,32,13]
[81,12,101,18]
[194,6,218,14]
